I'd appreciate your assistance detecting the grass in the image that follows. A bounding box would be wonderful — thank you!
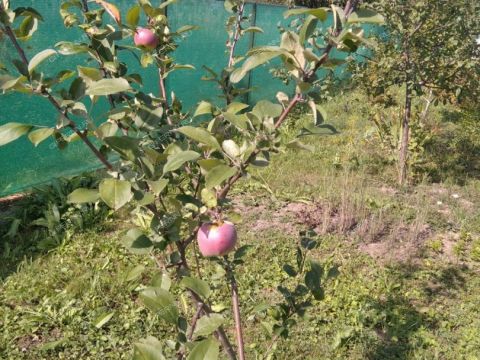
[1,91,480,359]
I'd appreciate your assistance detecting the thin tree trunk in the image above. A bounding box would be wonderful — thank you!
[399,69,412,186]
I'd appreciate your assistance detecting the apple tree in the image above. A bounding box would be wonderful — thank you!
[0,0,382,358]
[354,0,480,185]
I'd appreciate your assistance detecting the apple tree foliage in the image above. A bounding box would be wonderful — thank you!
[353,0,480,185]
[0,0,382,358]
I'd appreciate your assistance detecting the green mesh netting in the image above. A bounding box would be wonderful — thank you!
[0,0,375,197]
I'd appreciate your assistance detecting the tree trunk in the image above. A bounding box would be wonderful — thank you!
[398,73,412,186]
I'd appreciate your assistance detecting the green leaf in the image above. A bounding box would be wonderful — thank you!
[286,139,314,152]
[15,15,38,40]
[226,102,249,114]
[86,78,131,96]
[299,15,318,44]
[126,264,146,282]
[252,100,283,119]
[205,165,237,189]
[56,41,90,55]
[28,49,56,74]
[187,338,219,360]
[122,228,153,255]
[230,50,283,83]
[147,179,169,195]
[223,112,248,130]
[163,150,200,174]
[99,178,133,210]
[305,261,324,300]
[180,277,211,299]
[78,66,103,82]
[177,126,221,150]
[0,122,32,146]
[67,188,100,204]
[126,5,140,27]
[193,101,213,117]
[194,314,225,338]
[94,312,115,329]
[200,188,217,209]
[347,9,385,24]
[140,287,178,324]
[243,26,263,34]
[284,8,328,21]
[222,139,240,158]
[28,127,54,147]
[104,136,141,161]
[134,336,166,360]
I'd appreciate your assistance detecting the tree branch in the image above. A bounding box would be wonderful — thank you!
[1,18,114,171]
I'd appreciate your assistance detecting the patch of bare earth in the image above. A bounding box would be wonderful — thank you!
[357,223,431,264]
[16,328,61,353]
[235,195,439,264]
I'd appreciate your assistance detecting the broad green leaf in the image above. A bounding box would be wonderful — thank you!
[200,188,217,209]
[194,314,225,338]
[28,49,56,74]
[252,100,283,119]
[0,122,32,146]
[284,8,328,21]
[223,112,248,130]
[104,136,141,161]
[305,261,324,300]
[299,15,318,44]
[126,5,140,27]
[56,41,90,55]
[163,150,200,173]
[28,127,54,146]
[187,338,219,360]
[0,75,27,91]
[94,312,114,329]
[177,126,221,150]
[226,102,249,114]
[78,66,103,82]
[126,264,146,282]
[86,78,131,96]
[15,15,38,40]
[140,287,178,324]
[151,272,172,291]
[222,140,240,158]
[99,178,133,210]
[134,336,166,360]
[147,179,169,195]
[205,165,237,189]
[193,101,213,117]
[230,50,283,83]
[67,188,100,203]
[180,276,211,299]
[122,228,153,255]
[347,9,385,24]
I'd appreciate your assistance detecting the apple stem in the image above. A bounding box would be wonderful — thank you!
[224,258,246,360]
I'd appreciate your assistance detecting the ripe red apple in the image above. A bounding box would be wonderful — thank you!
[197,221,237,257]
[134,28,159,49]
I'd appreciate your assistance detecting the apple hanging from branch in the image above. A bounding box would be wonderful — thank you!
[134,27,159,49]
[197,221,238,257]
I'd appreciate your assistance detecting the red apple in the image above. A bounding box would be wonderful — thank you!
[197,221,237,257]
[134,28,159,49]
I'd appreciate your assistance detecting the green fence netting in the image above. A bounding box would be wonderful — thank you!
[0,0,375,197]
